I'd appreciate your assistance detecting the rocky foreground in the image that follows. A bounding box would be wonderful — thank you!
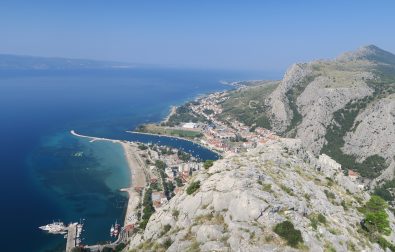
[127,138,393,251]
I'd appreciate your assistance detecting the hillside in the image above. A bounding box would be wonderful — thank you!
[0,54,135,70]
[217,45,395,184]
[127,138,393,251]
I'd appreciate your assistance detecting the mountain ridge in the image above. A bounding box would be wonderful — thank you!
[229,45,395,183]
[0,53,136,70]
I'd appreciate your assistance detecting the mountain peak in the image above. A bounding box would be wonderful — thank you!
[337,45,395,64]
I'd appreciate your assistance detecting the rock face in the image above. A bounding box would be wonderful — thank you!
[262,45,395,180]
[128,139,384,251]
[343,94,395,180]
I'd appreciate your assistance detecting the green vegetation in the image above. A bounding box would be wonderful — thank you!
[374,179,395,202]
[262,183,272,192]
[285,74,317,135]
[140,187,155,229]
[360,195,395,251]
[324,189,336,200]
[218,82,278,129]
[309,213,326,230]
[162,224,171,235]
[166,104,207,126]
[155,159,167,170]
[321,94,387,178]
[203,160,214,169]
[186,181,200,195]
[172,209,180,218]
[163,238,173,249]
[361,196,391,235]
[273,220,303,247]
[137,124,203,139]
[138,143,148,150]
[114,243,126,252]
[280,184,294,196]
[317,213,326,224]
[321,64,395,179]
[175,177,183,187]
[154,160,173,199]
[178,150,192,162]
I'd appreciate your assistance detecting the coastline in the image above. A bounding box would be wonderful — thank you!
[119,141,147,226]
[70,130,147,227]
[163,105,177,123]
[126,130,222,156]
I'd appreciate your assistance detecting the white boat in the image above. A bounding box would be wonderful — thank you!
[39,221,67,234]
[110,225,115,237]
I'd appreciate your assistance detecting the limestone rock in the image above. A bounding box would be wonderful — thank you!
[128,139,384,251]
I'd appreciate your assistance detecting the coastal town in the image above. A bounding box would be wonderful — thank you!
[140,90,279,154]
[59,86,367,251]
[46,81,368,252]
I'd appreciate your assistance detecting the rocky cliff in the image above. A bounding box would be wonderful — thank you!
[127,139,389,251]
[224,45,395,182]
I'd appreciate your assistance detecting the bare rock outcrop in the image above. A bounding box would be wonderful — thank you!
[128,139,384,251]
[343,94,395,180]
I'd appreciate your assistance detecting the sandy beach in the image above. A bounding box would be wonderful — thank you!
[70,130,148,227]
[163,105,177,123]
[120,142,148,226]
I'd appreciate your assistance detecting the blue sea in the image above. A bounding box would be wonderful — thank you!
[0,68,274,251]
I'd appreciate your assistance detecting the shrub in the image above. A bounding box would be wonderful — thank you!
[186,181,200,195]
[361,196,391,234]
[163,238,173,249]
[317,213,326,224]
[172,209,180,218]
[280,185,294,196]
[273,221,303,247]
[324,189,336,200]
[138,144,148,150]
[114,243,126,252]
[163,224,171,233]
[203,160,214,169]
[262,183,272,192]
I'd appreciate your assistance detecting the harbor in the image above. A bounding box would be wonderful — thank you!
[39,221,84,252]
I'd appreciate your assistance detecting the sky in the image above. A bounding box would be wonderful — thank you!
[1,0,395,72]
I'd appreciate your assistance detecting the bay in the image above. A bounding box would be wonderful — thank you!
[0,68,272,251]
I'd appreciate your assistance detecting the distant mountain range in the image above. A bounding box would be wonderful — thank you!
[0,54,136,70]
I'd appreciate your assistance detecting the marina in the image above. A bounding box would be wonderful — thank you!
[39,220,84,252]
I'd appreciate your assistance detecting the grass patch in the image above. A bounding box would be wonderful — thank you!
[262,183,273,192]
[280,184,294,196]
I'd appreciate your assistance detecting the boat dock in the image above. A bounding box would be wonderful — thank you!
[66,223,82,252]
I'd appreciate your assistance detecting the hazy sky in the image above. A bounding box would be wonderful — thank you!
[1,1,395,71]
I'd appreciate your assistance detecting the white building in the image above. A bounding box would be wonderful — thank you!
[182,122,196,129]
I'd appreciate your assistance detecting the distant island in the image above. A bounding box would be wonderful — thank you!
[0,54,137,70]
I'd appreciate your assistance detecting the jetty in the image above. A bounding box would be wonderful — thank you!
[65,223,78,252]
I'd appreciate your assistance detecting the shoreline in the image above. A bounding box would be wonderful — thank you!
[127,130,222,156]
[119,142,147,226]
[70,130,147,227]
[162,106,177,123]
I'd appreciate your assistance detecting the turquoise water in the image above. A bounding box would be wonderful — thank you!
[0,68,274,251]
